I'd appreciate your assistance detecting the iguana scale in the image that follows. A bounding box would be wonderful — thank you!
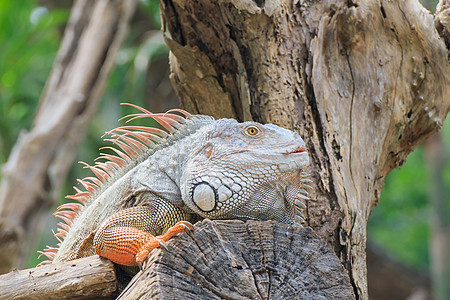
[39,103,310,269]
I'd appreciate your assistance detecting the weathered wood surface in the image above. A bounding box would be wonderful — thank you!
[119,220,355,299]
[160,1,450,298]
[0,255,117,300]
[0,0,137,273]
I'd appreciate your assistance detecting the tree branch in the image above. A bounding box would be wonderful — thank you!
[0,255,117,300]
[0,0,137,273]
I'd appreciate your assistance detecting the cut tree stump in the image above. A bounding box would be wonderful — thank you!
[0,220,354,299]
[119,220,355,299]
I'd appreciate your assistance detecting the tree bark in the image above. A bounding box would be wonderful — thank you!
[159,0,450,298]
[119,220,355,299]
[0,0,137,273]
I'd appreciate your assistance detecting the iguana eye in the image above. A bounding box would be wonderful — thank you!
[244,125,261,136]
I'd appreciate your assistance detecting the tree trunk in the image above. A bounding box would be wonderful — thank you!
[119,220,355,299]
[0,0,137,273]
[159,0,450,298]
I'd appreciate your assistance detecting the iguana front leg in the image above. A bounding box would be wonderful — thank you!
[93,204,194,268]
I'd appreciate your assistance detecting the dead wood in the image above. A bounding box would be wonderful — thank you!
[0,220,354,299]
[160,0,450,298]
[0,0,137,273]
[119,220,355,299]
[0,255,117,300]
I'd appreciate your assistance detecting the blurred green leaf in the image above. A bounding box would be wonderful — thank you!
[369,116,450,270]
[0,0,68,165]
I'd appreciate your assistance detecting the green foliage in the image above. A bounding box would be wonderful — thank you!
[420,0,439,12]
[368,147,430,269]
[139,0,163,28]
[0,0,68,165]
[369,117,450,271]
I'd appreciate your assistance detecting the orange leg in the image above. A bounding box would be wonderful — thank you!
[135,221,193,268]
[94,221,193,269]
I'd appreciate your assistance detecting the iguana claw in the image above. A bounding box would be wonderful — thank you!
[134,221,194,268]
[158,241,168,251]
[137,260,143,271]
[179,221,194,232]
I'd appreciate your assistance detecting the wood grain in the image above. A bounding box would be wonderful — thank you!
[0,255,117,300]
[119,220,355,299]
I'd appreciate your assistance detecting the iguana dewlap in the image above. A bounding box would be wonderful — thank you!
[39,104,310,268]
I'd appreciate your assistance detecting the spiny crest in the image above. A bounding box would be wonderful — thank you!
[38,103,191,266]
[293,171,312,227]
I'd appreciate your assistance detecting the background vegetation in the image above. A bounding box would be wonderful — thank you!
[0,0,446,288]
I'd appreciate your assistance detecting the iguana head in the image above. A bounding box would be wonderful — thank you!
[180,118,310,226]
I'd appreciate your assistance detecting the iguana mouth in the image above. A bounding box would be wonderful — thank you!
[285,145,306,154]
[223,144,307,157]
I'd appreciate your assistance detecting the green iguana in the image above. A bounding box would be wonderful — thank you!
[39,103,310,269]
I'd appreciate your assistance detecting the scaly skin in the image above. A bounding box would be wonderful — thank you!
[93,206,193,268]
[39,104,310,268]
